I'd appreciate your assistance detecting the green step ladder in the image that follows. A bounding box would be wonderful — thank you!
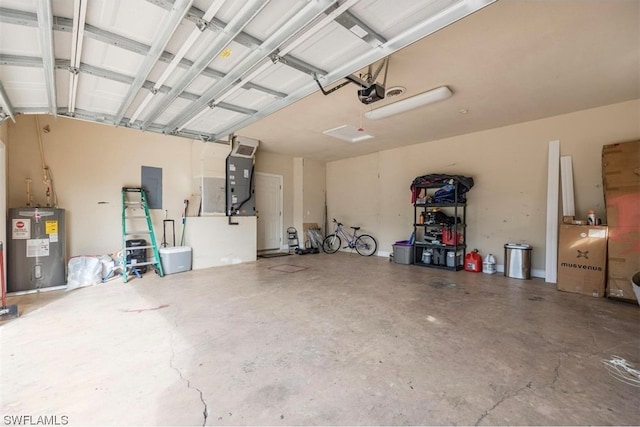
[121,187,164,282]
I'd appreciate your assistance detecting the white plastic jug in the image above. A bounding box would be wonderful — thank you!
[482,253,497,274]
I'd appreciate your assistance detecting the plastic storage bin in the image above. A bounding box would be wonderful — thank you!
[393,241,414,264]
[504,243,532,279]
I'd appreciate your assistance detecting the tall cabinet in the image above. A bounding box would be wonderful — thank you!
[412,180,467,270]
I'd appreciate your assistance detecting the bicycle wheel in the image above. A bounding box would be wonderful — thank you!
[322,234,341,254]
[355,234,377,256]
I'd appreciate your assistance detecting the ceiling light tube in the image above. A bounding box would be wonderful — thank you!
[364,86,452,120]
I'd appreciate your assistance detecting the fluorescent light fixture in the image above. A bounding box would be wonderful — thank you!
[322,124,373,143]
[364,86,452,120]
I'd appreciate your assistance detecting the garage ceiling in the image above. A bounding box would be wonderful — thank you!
[0,0,494,139]
[0,1,638,162]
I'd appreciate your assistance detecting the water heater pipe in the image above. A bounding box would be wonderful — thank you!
[35,116,57,207]
[25,178,32,207]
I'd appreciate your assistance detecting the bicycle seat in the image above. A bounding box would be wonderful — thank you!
[350,226,360,231]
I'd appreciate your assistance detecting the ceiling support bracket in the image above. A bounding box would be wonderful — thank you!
[362,57,389,86]
[314,74,352,96]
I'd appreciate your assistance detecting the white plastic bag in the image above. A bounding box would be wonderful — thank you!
[66,256,102,291]
[97,254,116,281]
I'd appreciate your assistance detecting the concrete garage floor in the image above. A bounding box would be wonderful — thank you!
[1,253,639,426]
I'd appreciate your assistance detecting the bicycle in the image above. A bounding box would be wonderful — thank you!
[322,218,377,256]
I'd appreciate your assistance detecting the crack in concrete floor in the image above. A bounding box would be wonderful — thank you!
[474,380,533,426]
[474,353,564,426]
[169,325,209,426]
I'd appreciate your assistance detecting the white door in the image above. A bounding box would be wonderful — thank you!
[255,172,282,251]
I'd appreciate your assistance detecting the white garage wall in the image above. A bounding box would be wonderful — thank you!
[327,99,640,273]
[5,100,638,272]
[327,152,381,239]
[302,158,327,233]
[6,115,193,256]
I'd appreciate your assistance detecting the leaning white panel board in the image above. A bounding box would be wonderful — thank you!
[560,156,575,216]
[545,140,560,284]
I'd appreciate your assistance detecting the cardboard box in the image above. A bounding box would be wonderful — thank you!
[557,225,608,297]
[602,140,640,196]
[607,226,640,300]
[604,188,639,301]
[602,140,640,301]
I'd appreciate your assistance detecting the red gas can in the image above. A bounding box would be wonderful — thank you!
[464,250,482,272]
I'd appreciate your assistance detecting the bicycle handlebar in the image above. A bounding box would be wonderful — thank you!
[332,218,343,227]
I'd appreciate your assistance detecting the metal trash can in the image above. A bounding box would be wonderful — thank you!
[504,243,532,279]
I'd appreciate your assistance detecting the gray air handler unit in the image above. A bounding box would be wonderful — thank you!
[226,136,258,217]
[7,208,66,292]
